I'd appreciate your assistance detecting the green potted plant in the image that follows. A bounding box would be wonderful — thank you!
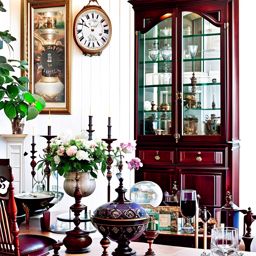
[0,0,45,134]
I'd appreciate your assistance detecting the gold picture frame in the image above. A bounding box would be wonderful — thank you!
[21,0,71,114]
[155,206,180,232]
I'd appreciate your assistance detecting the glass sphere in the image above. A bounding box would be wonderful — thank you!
[130,181,163,207]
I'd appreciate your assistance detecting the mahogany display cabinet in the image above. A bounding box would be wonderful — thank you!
[129,0,239,226]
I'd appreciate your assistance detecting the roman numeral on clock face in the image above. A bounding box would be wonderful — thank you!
[79,35,84,41]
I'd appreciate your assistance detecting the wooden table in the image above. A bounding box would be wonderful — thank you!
[20,214,253,256]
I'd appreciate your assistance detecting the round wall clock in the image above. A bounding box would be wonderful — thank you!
[73,0,112,56]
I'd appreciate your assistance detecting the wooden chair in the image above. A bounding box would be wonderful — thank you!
[0,159,62,256]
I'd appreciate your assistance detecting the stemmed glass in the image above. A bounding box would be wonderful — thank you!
[188,45,198,72]
[188,45,198,58]
[180,189,197,233]
[210,227,239,256]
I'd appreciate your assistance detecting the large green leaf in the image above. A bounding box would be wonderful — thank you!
[0,68,9,76]
[18,76,29,85]
[27,106,39,120]
[4,101,16,119]
[0,1,6,12]
[5,75,13,83]
[0,56,7,63]
[0,63,14,71]
[33,94,46,111]
[0,89,5,100]
[0,75,5,85]
[0,101,5,110]
[6,84,19,99]
[0,30,16,48]
[18,102,28,115]
[23,91,35,103]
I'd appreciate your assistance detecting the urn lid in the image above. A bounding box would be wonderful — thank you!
[93,175,148,220]
[93,200,148,220]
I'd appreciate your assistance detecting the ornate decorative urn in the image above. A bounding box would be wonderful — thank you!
[91,174,149,256]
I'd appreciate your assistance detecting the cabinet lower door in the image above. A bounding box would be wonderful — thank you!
[179,169,225,210]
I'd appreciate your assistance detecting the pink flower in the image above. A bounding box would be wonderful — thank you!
[120,142,136,154]
[66,145,78,156]
[57,145,65,156]
[127,157,143,170]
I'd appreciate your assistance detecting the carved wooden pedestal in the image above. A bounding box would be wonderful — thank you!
[63,173,93,253]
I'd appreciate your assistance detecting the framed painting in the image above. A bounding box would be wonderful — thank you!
[21,0,71,114]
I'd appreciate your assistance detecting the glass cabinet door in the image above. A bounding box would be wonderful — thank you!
[138,17,172,136]
[182,12,221,136]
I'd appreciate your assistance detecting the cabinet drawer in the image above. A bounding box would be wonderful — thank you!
[138,150,174,165]
[178,150,224,166]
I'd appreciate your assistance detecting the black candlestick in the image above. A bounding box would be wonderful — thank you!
[102,137,117,202]
[47,125,51,136]
[30,135,37,189]
[41,134,56,191]
[107,117,111,139]
[87,115,95,141]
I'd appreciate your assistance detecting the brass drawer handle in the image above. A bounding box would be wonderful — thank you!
[155,151,160,161]
[196,152,202,162]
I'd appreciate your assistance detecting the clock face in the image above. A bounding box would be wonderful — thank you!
[73,6,112,55]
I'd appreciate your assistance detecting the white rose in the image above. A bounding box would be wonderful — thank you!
[76,150,90,161]
[54,155,61,165]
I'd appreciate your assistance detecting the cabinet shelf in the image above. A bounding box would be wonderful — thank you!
[144,36,172,41]
[183,33,221,38]
[142,84,172,88]
[144,60,172,64]
[143,33,220,41]
[183,83,220,86]
[184,107,221,111]
[143,110,172,113]
[183,57,221,62]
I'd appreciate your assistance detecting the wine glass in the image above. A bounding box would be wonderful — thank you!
[188,45,198,58]
[180,189,197,233]
[210,227,239,256]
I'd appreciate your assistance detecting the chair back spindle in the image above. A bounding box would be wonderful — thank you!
[0,159,20,256]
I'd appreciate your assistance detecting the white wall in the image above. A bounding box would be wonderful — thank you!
[239,0,256,211]
[0,0,135,212]
[0,0,255,214]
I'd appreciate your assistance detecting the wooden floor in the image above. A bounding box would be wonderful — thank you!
[19,213,251,256]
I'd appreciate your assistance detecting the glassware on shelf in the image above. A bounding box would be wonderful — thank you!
[183,25,191,35]
[204,114,220,135]
[148,41,159,61]
[183,115,198,135]
[188,45,198,58]
[161,43,172,61]
[160,27,171,36]
[210,227,239,256]
[180,190,197,233]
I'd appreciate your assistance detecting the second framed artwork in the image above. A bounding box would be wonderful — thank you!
[21,0,71,114]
